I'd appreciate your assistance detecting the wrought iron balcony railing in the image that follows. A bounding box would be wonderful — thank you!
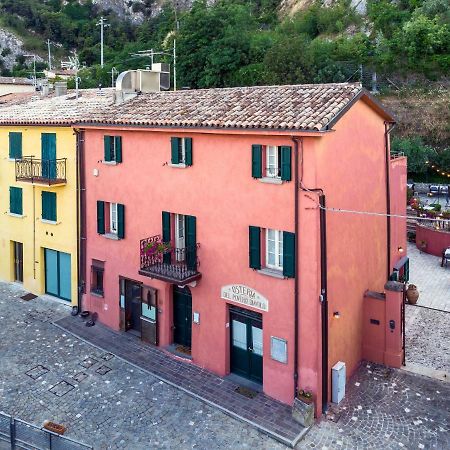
[139,235,201,285]
[15,156,67,185]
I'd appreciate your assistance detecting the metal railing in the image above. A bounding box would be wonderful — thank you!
[0,412,92,450]
[15,156,67,185]
[139,235,201,284]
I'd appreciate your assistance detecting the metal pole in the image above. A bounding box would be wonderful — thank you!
[47,39,52,70]
[100,17,104,67]
[173,39,177,91]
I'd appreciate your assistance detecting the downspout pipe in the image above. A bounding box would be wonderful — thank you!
[74,129,86,315]
[384,121,396,279]
[292,137,301,398]
[292,137,328,414]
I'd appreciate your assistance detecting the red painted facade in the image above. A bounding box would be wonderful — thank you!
[80,96,406,412]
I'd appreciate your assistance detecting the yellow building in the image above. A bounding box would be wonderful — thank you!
[0,90,113,305]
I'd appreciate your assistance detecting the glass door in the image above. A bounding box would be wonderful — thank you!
[13,242,23,282]
[44,249,71,301]
[230,308,263,383]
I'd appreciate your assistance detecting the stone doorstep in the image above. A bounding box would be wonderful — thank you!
[401,363,450,383]
[52,317,310,448]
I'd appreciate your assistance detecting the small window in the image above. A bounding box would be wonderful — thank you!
[104,136,122,163]
[9,132,22,159]
[91,261,104,296]
[171,137,192,166]
[266,229,283,271]
[9,187,23,215]
[266,146,281,178]
[42,191,57,222]
[110,203,118,234]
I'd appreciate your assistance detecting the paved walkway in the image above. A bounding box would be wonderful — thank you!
[1,282,449,449]
[54,315,306,447]
[408,243,450,312]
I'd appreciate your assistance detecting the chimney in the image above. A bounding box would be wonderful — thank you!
[40,80,50,97]
[54,81,68,97]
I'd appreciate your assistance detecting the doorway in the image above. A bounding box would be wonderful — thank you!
[173,285,192,348]
[13,241,23,283]
[44,248,71,301]
[41,133,56,179]
[230,306,263,384]
[125,280,142,336]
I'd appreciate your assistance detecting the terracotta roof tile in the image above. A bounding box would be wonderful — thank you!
[0,83,389,131]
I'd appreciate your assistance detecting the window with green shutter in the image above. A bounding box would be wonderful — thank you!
[251,145,262,178]
[97,201,105,234]
[9,187,23,215]
[162,211,171,264]
[282,231,295,278]
[280,146,292,181]
[171,137,192,166]
[42,191,57,222]
[249,226,261,269]
[117,203,125,239]
[103,135,122,163]
[185,215,197,270]
[9,132,22,159]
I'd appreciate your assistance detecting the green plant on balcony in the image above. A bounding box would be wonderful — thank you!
[142,239,171,257]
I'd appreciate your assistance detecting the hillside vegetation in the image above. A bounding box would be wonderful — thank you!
[0,0,448,177]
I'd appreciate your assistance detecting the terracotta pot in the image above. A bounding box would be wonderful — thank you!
[406,284,419,305]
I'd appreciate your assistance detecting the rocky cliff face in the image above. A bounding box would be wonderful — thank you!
[0,28,43,71]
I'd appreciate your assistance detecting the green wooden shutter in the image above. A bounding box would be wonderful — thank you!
[283,231,295,278]
[115,136,122,163]
[10,187,23,215]
[281,146,292,181]
[97,201,105,234]
[185,138,193,166]
[249,226,261,269]
[186,215,197,271]
[9,132,22,159]
[171,137,180,164]
[251,145,262,179]
[42,191,56,221]
[162,211,171,264]
[104,136,112,162]
[117,203,125,239]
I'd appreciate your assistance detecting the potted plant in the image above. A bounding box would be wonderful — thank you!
[406,284,419,305]
[142,239,171,257]
[419,240,427,252]
[292,389,314,427]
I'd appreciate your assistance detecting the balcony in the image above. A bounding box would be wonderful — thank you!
[15,157,67,186]
[139,235,201,286]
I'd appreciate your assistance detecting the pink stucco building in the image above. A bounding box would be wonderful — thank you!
[78,83,407,414]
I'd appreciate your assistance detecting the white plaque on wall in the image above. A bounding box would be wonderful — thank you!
[221,284,269,312]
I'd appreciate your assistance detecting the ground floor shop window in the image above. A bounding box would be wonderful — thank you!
[90,260,104,296]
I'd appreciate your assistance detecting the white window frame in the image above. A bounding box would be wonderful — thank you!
[266,146,281,178]
[174,213,186,261]
[178,138,186,165]
[110,203,118,234]
[266,229,283,271]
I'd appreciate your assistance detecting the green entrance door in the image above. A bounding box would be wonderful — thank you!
[173,286,192,348]
[41,133,56,179]
[44,248,71,301]
[230,307,263,383]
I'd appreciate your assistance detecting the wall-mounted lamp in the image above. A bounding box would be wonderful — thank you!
[333,311,341,319]
[398,246,404,254]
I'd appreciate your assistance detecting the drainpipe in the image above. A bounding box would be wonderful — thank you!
[75,129,86,314]
[384,121,396,279]
[291,137,301,398]
[292,137,328,414]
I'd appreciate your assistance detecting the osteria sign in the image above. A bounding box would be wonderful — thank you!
[221,284,269,312]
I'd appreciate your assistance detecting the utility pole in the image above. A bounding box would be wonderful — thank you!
[24,54,37,88]
[46,39,52,71]
[173,39,177,91]
[96,16,110,68]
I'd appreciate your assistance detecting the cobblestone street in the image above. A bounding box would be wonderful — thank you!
[0,282,449,449]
